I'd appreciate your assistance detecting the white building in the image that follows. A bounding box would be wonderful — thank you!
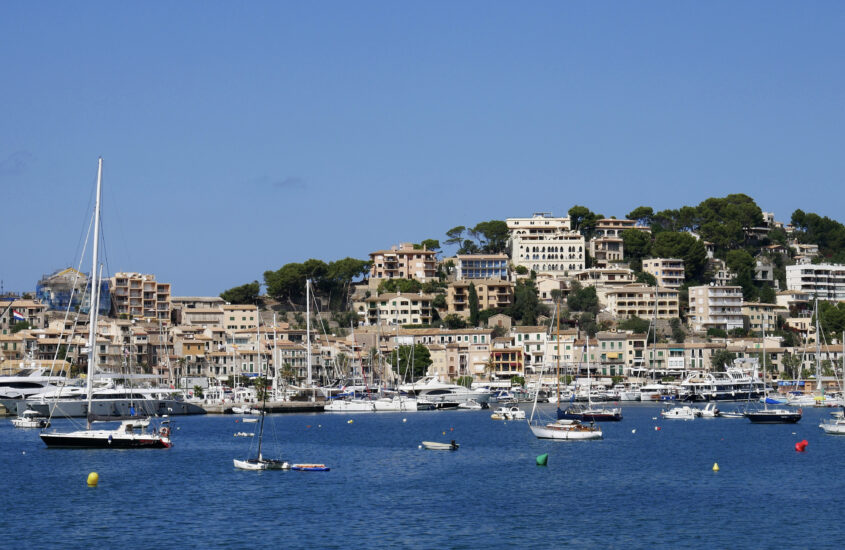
[507,213,585,275]
[786,264,845,301]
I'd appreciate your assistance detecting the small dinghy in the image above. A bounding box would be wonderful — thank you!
[291,464,330,471]
[421,440,459,451]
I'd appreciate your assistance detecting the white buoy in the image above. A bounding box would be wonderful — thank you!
[418,445,422,449]
[402,418,407,423]
[631,429,636,434]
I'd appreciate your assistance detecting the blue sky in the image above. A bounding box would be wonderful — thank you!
[2,1,844,296]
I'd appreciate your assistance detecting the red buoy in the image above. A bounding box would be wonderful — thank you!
[795,439,808,452]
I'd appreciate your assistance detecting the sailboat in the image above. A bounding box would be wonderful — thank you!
[557,332,622,422]
[234,309,289,470]
[40,159,172,449]
[744,326,801,424]
[820,331,845,434]
[528,303,602,440]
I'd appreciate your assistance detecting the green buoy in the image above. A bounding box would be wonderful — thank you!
[536,453,548,466]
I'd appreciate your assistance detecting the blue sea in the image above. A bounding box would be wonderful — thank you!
[4,404,845,549]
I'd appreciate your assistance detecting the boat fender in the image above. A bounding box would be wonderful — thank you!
[160,427,170,437]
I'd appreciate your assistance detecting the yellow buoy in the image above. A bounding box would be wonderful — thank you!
[87,472,99,487]
[712,463,720,472]
[347,419,354,424]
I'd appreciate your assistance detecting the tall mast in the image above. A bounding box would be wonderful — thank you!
[86,158,103,427]
[815,297,823,398]
[555,301,560,403]
[306,279,312,387]
[256,305,266,459]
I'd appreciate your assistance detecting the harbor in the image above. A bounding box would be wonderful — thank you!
[5,404,845,549]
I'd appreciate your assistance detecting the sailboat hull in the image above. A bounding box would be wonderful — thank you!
[40,430,171,449]
[744,410,802,424]
[233,458,290,470]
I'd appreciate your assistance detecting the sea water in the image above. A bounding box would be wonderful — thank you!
[3,404,845,549]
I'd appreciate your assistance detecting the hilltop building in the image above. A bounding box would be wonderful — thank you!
[507,213,585,275]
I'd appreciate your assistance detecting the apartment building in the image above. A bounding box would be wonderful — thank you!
[0,299,48,333]
[489,344,524,379]
[456,254,508,280]
[603,284,680,319]
[369,243,437,282]
[110,272,171,324]
[507,213,585,275]
[445,279,514,317]
[573,268,636,292]
[687,285,744,333]
[365,292,435,325]
[223,305,259,331]
[642,258,685,289]
[786,264,845,301]
[742,302,786,334]
[593,218,649,238]
[589,236,624,268]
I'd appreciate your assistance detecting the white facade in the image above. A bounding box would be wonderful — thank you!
[507,213,585,275]
[786,264,845,301]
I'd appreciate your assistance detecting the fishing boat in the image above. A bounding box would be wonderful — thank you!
[421,440,459,451]
[528,302,602,441]
[234,308,289,470]
[11,409,50,429]
[40,159,171,450]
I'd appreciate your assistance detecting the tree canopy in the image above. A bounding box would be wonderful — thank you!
[220,281,261,305]
[264,257,369,309]
[650,231,707,281]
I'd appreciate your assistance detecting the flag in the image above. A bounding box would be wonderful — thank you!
[12,310,25,322]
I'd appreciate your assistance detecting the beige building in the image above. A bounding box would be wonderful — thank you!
[688,285,744,333]
[446,279,514,317]
[369,243,437,282]
[507,213,585,275]
[110,272,171,324]
[742,302,786,334]
[593,218,649,238]
[643,258,685,289]
[589,236,624,268]
[603,284,680,319]
[0,299,48,333]
[223,305,259,331]
[365,292,434,326]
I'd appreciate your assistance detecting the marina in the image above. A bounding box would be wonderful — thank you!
[5,403,845,548]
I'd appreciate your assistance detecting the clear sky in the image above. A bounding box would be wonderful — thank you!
[2,1,844,296]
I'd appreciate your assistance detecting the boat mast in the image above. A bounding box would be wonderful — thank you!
[86,158,103,429]
[306,279,312,387]
[256,306,266,460]
[555,300,560,404]
[815,297,823,399]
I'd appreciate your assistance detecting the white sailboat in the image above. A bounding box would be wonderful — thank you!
[528,303,602,441]
[234,308,289,470]
[40,158,172,449]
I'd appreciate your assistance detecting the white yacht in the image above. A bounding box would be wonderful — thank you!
[398,376,492,406]
[678,366,766,402]
[660,405,697,420]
